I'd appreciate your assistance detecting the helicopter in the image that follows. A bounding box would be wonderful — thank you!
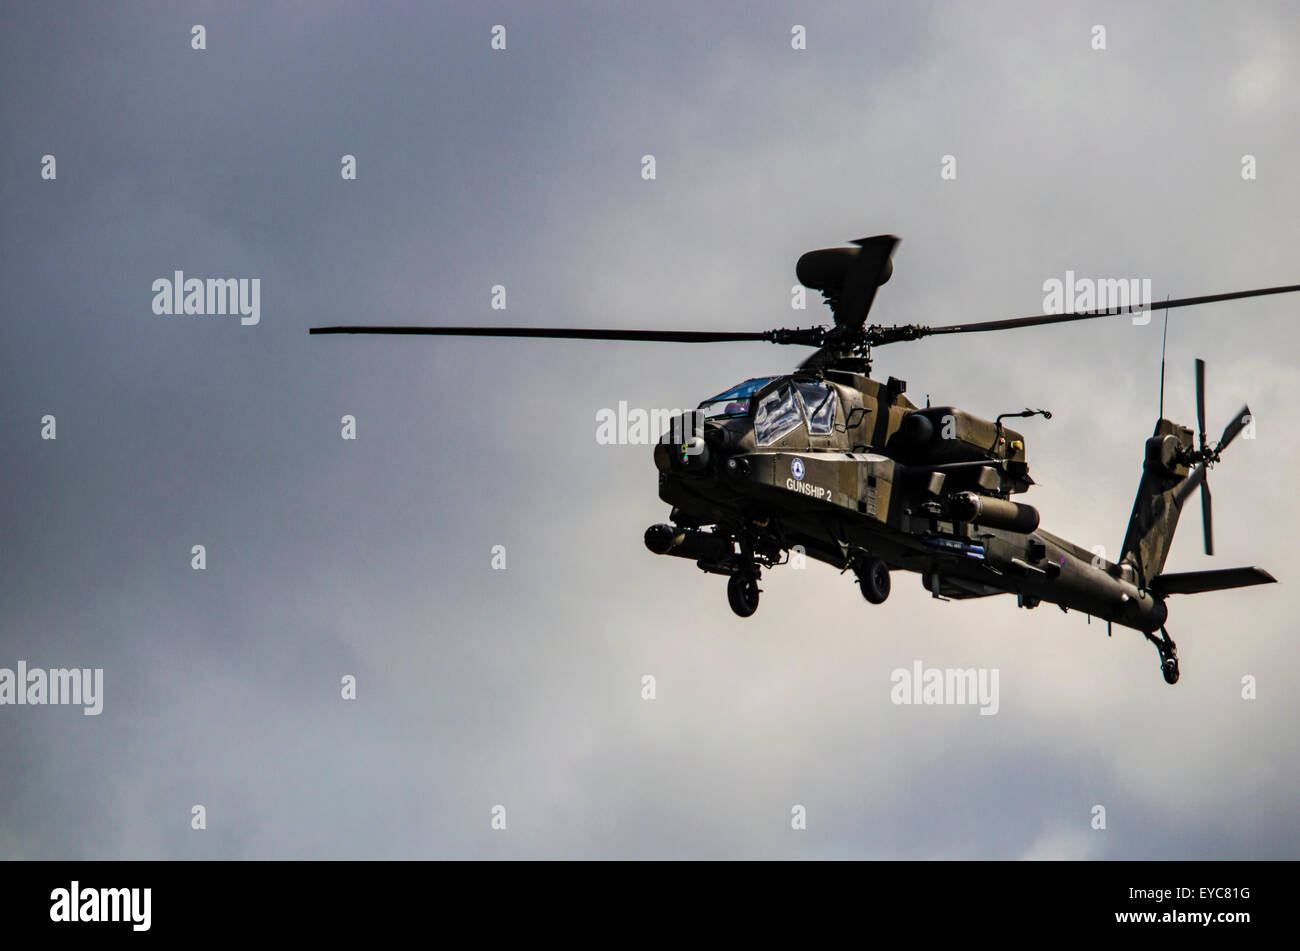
[311,235,1298,685]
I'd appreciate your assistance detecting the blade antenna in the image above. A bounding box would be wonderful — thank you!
[1158,295,1170,419]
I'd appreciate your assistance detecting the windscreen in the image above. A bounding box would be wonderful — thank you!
[795,381,838,435]
[754,382,803,445]
[698,377,776,421]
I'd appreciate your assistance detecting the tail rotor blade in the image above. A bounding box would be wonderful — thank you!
[1201,478,1214,556]
[1195,358,1208,450]
[1217,404,1252,452]
[1172,462,1206,506]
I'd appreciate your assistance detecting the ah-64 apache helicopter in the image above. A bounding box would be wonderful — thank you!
[312,235,1297,685]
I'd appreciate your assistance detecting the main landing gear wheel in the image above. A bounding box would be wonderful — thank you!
[1146,626,1179,685]
[857,556,891,604]
[727,573,761,617]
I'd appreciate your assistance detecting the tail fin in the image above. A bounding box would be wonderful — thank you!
[1120,419,1196,586]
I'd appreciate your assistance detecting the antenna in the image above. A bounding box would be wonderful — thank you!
[1158,295,1171,419]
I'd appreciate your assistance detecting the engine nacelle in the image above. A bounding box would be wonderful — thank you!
[895,407,1027,465]
[899,412,934,444]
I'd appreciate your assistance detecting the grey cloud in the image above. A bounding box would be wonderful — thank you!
[1,0,1297,859]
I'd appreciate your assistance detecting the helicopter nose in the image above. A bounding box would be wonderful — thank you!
[653,435,710,473]
[703,423,741,450]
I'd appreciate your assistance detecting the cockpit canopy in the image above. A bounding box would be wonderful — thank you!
[699,376,841,446]
[698,377,775,421]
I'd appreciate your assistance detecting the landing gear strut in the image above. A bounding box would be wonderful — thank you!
[855,555,891,604]
[1144,626,1180,685]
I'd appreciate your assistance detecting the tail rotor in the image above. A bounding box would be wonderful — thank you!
[1174,358,1251,556]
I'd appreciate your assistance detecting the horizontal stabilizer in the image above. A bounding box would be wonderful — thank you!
[1151,566,1277,596]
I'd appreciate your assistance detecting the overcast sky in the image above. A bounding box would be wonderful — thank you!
[2,0,1298,859]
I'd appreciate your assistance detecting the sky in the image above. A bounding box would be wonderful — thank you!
[2,0,1298,859]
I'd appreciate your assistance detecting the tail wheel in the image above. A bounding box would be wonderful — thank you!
[1147,627,1180,685]
[1162,655,1180,685]
[727,573,760,617]
[858,557,891,604]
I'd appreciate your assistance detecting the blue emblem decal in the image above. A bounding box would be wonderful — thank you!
[791,458,805,480]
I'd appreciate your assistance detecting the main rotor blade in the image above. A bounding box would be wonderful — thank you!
[881,282,1300,343]
[1195,358,1207,449]
[798,346,837,371]
[309,326,780,343]
[1201,478,1214,556]
[1217,404,1252,452]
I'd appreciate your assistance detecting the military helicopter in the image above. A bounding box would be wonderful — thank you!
[311,235,1298,685]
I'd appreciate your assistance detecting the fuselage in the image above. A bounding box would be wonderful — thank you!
[652,370,1168,632]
